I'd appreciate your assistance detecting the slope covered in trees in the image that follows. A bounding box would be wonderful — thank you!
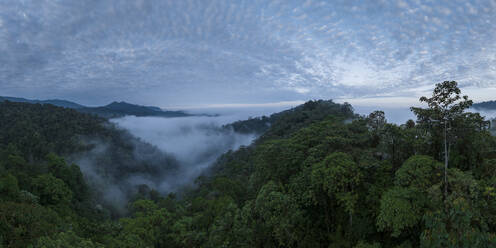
[119,82,496,248]
[0,101,182,247]
[473,101,496,111]
[0,96,192,118]
[224,100,355,137]
[77,101,192,118]
[0,96,85,109]
[1,82,496,247]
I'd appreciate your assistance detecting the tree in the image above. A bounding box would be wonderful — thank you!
[31,174,72,206]
[377,156,443,239]
[420,169,496,247]
[34,231,104,248]
[368,111,387,148]
[253,181,302,247]
[0,202,62,247]
[405,119,416,129]
[312,152,362,232]
[367,110,386,132]
[410,81,473,197]
[0,174,19,201]
[377,186,424,238]
[354,241,381,248]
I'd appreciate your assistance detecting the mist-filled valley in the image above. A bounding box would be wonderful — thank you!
[61,113,265,214]
[2,94,496,247]
[109,115,257,192]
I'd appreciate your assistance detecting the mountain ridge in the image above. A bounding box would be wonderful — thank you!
[0,96,85,109]
[0,96,193,118]
[472,100,496,111]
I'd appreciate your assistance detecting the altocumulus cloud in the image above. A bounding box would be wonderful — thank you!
[0,0,495,106]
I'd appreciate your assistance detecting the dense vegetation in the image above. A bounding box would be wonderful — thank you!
[1,81,496,247]
[0,96,192,118]
[0,96,85,109]
[225,100,355,137]
[0,101,181,247]
[473,101,496,111]
[77,101,192,118]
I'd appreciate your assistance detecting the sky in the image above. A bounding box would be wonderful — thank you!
[1,0,496,109]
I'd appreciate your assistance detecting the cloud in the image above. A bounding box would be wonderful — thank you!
[111,115,257,191]
[0,0,495,106]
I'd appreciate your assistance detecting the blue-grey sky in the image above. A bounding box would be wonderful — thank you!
[1,0,495,108]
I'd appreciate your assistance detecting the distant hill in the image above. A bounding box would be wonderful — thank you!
[0,96,85,109]
[224,99,356,140]
[0,96,192,118]
[78,101,192,118]
[472,101,496,111]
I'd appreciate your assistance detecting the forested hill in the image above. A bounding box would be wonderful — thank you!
[0,96,192,118]
[0,101,181,247]
[473,100,496,111]
[2,82,496,247]
[123,82,494,248]
[77,101,192,118]
[0,96,85,109]
[224,100,356,138]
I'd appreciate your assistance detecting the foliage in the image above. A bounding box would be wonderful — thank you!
[32,231,104,248]
[1,83,496,247]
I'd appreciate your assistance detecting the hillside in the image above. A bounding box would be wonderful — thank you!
[224,100,356,138]
[0,96,85,109]
[0,96,192,118]
[77,101,191,118]
[1,84,496,247]
[473,100,496,110]
[174,88,496,247]
[0,101,183,246]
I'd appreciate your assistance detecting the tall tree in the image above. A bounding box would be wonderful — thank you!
[410,81,473,197]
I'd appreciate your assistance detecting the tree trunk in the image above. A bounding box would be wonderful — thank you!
[444,121,448,199]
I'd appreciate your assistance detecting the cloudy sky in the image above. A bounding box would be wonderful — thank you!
[1,0,495,108]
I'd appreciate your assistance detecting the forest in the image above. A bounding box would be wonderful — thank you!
[1,81,496,248]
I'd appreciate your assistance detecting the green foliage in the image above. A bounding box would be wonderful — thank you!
[312,152,362,225]
[32,174,72,206]
[355,241,382,248]
[253,181,301,247]
[179,93,496,247]
[0,101,179,199]
[395,155,443,190]
[1,91,496,247]
[377,187,424,237]
[33,231,104,248]
[411,81,473,125]
[0,202,62,247]
[115,199,179,247]
[254,140,306,184]
[0,173,19,201]
[420,168,494,247]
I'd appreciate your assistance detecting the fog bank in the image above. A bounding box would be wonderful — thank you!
[111,115,257,191]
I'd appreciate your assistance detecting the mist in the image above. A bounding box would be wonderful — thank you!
[471,108,496,120]
[68,133,182,213]
[352,106,496,125]
[65,108,271,212]
[110,114,258,189]
[70,103,496,213]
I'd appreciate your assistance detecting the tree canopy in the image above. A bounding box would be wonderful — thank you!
[1,83,496,247]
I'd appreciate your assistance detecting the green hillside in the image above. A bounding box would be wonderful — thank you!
[473,101,496,111]
[77,101,191,118]
[0,96,192,118]
[1,82,496,247]
[0,96,85,109]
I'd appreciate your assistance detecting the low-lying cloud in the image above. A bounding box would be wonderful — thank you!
[110,115,257,190]
[65,110,263,213]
